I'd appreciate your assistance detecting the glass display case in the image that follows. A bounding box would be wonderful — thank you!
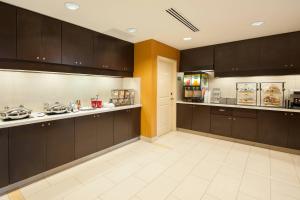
[236,82,258,106]
[260,82,285,107]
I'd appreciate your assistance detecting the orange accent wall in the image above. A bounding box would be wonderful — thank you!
[134,39,180,138]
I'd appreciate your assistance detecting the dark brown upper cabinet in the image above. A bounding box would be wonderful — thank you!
[0,129,9,188]
[260,34,290,70]
[288,32,300,70]
[180,46,214,72]
[214,42,238,72]
[236,39,260,71]
[0,2,16,60]
[17,9,61,64]
[62,22,93,67]
[94,33,134,71]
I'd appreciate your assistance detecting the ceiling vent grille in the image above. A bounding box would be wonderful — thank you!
[166,8,199,32]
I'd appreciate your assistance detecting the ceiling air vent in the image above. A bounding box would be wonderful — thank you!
[166,8,199,32]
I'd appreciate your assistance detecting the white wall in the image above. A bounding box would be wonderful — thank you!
[0,70,140,112]
[177,72,300,102]
[208,72,300,99]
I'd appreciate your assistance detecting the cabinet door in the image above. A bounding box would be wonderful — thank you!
[287,113,300,150]
[232,117,257,142]
[97,112,114,151]
[258,111,289,147]
[46,119,75,170]
[120,40,134,72]
[75,115,98,159]
[129,107,141,139]
[17,9,42,62]
[9,123,46,183]
[260,34,290,70]
[192,105,210,133]
[0,2,16,59]
[214,42,238,72]
[114,110,130,144]
[0,129,8,188]
[41,16,61,64]
[94,33,120,70]
[210,115,232,137]
[62,22,93,67]
[289,32,300,70]
[237,39,260,71]
[180,46,214,72]
[176,104,193,130]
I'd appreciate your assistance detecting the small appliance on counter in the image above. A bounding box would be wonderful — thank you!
[44,102,70,115]
[289,90,300,109]
[183,72,208,103]
[111,89,135,106]
[0,105,32,120]
[210,88,221,104]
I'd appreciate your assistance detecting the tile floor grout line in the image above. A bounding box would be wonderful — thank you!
[234,145,251,200]
[132,135,211,200]
[268,148,272,200]
[163,141,216,200]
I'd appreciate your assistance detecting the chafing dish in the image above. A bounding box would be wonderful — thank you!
[0,105,32,120]
[44,102,70,114]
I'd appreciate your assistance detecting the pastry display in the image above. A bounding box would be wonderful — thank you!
[236,82,257,106]
[260,82,284,107]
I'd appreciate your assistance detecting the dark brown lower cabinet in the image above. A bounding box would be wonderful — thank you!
[192,105,211,132]
[0,129,9,188]
[46,119,75,170]
[232,117,257,142]
[210,114,232,137]
[258,111,289,147]
[9,123,46,183]
[129,108,141,139]
[114,110,130,144]
[97,112,114,151]
[177,104,193,130]
[75,115,98,159]
[287,113,300,150]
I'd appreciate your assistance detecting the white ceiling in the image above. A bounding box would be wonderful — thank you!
[3,0,300,50]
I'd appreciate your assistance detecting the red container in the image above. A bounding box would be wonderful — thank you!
[96,100,102,108]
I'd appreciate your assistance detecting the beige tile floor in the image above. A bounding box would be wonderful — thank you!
[1,131,300,200]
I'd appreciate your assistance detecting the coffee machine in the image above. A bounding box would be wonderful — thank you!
[290,90,300,109]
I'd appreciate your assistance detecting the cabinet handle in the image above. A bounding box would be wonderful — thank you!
[48,122,51,126]
[228,117,232,120]
[41,123,45,127]
[284,64,289,68]
[290,64,294,67]
[75,61,78,64]
[36,56,40,60]
[233,118,236,121]
[290,113,294,116]
[219,109,225,112]
[231,68,235,71]
[42,57,46,61]
[284,113,288,116]
[235,67,239,71]
[93,115,96,118]
[79,62,82,65]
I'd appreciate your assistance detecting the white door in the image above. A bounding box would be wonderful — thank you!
[157,57,176,136]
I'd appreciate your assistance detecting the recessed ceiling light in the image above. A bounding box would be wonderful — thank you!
[127,28,137,33]
[183,37,192,41]
[251,21,264,26]
[65,2,80,10]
